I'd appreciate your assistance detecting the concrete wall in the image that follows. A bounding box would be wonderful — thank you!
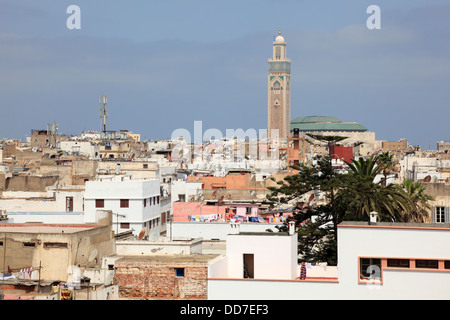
[208,278,340,300]
[337,223,450,300]
[0,189,84,213]
[166,222,284,240]
[3,212,84,224]
[172,202,228,222]
[225,232,298,280]
[116,238,203,256]
[208,222,450,300]
[3,175,58,192]
[0,224,114,281]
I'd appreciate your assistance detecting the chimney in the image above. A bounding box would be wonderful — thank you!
[229,222,240,235]
[288,221,295,235]
[369,212,378,225]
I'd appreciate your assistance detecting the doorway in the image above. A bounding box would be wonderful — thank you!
[243,254,254,279]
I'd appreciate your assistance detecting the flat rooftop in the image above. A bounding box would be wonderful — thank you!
[230,231,292,236]
[339,221,450,230]
[0,223,104,234]
[116,254,219,263]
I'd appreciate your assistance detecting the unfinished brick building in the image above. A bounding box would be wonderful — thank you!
[113,255,217,300]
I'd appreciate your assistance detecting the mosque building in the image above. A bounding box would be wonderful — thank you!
[267,29,377,154]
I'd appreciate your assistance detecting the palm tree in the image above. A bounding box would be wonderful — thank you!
[400,178,434,222]
[376,151,396,186]
[345,155,382,181]
[341,155,412,221]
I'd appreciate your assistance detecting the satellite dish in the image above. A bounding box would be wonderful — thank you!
[138,229,146,240]
[88,248,98,262]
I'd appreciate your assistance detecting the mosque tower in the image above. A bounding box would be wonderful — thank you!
[268,28,291,142]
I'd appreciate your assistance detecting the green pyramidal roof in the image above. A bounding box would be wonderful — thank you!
[290,116,367,132]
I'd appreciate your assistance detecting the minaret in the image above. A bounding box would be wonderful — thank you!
[268,28,291,142]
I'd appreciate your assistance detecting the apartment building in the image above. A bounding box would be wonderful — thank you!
[84,179,162,239]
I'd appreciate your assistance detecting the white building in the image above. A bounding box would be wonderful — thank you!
[84,179,161,239]
[0,187,85,224]
[171,180,202,203]
[207,218,450,299]
[59,141,100,159]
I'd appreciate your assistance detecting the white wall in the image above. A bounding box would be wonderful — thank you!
[166,222,284,240]
[59,141,100,159]
[208,222,450,300]
[225,232,298,280]
[171,180,202,203]
[4,212,84,224]
[208,279,340,300]
[0,189,84,213]
[336,223,450,299]
[115,238,202,256]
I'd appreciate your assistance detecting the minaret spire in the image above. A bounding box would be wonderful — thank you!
[268,29,291,143]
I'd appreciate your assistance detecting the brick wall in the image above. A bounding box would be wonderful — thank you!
[113,258,209,299]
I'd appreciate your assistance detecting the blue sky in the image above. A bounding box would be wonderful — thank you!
[1,0,449,149]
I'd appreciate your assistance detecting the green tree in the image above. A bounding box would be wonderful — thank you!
[376,151,396,186]
[342,154,412,221]
[400,178,434,223]
[267,154,418,265]
[267,155,356,265]
[345,154,381,180]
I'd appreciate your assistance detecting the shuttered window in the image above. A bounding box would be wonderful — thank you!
[433,207,449,223]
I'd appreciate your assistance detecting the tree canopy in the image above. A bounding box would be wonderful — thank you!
[267,153,433,265]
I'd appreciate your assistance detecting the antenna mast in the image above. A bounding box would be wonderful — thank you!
[99,95,108,133]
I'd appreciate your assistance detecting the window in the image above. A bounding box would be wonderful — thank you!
[66,196,74,212]
[275,46,281,59]
[120,223,130,229]
[415,259,439,269]
[175,268,185,277]
[44,242,68,249]
[144,199,147,207]
[157,196,160,204]
[143,164,148,169]
[120,199,129,208]
[360,258,381,280]
[95,199,104,208]
[445,261,450,270]
[387,259,410,268]
[435,207,446,223]
[23,242,36,248]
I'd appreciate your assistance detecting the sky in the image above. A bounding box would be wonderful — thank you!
[0,0,449,149]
